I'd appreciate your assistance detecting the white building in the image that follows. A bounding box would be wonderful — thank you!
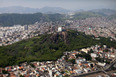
[97,62,106,67]
[81,48,90,53]
[91,53,97,58]
[58,27,62,32]
[75,58,86,64]
[48,68,52,77]
[0,32,4,37]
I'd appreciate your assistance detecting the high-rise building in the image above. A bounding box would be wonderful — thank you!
[0,32,5,37]
[24,25,28,30]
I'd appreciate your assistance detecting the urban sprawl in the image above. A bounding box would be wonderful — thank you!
[0,17,116,46]
[0,17,116,77]
[0,45,116,77]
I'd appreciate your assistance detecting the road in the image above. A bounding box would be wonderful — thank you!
[71,58,116,77]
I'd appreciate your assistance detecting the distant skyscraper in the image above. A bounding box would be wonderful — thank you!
[24,25,28,30]
[0,32,5,37]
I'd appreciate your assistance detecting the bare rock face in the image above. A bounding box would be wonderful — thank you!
[50,31,68,44]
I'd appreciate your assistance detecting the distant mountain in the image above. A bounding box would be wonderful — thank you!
[39,6,70,14]
[107,13,116,20]
[0,6,70,14]
[72,9,116,20]
[0,6,38,14]
[0,7,116,15]
[72,11,106,20]
[90,9,116,16]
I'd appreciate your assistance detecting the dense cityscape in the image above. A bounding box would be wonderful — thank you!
[0,16,116,77]
[0,0,116,77]
[0,17,116,46]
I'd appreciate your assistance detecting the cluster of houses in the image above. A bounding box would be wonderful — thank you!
[0,45,115,77]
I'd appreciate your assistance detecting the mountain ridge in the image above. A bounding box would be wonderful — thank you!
[0,6,70,14]
[1,6,116,15]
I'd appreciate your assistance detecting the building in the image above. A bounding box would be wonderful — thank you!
[91,53,97,58]
[58,27,62,32]
[24,25,28,30]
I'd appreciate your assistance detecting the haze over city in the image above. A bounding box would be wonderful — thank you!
[0,0,116,10]
[0,0,116,77]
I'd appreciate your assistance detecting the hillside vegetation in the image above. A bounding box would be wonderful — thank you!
[73,12,105,20]
[107,13,116,20]
[73,11,116,20]
[0,30,116,67]
[0,13,64,26]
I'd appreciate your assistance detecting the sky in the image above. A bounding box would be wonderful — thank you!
[0,0,116,10]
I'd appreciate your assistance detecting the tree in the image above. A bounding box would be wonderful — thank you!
[20,75,24,77]
[68,59,75,64]
[30,64,35,68]
[88,49,94,54]
[2,70,9,74]
[76,53,92,61]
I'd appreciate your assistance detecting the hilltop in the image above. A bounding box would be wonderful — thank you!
[0,30,116,67]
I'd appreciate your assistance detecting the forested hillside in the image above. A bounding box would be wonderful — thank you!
[0,30,115,67]
[0,13,64,26]
[72,11,106,20]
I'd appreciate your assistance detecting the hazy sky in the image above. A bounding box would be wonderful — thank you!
[0,0,116,10]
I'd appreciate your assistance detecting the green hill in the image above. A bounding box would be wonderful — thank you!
[107,13,116,20]
[91,9,116,16]
[0,13,64,26]
[73,11,106,20]
[0,30,116,67]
